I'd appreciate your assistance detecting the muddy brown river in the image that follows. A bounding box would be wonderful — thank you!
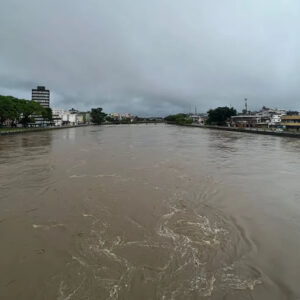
[0,124,300,299]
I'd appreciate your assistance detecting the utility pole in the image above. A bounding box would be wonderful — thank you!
[245,98,248,114]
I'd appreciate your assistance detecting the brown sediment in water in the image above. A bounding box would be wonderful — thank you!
[0,124,299,299]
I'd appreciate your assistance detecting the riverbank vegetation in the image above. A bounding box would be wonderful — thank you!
[164,113,193,125]
[90,107,106,124]
[0,95,53,127]
[206,107,237,126]
[165,108,237,126]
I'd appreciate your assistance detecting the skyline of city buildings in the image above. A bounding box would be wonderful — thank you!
[15,85,300,130]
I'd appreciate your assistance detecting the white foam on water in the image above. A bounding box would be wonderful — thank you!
[69,174,87,178]
[32,223,65,230]
[82,214,93,217]
[53,187,261,299]
[70,174,118,179]
[72,256,86,267]
[100,249,123,264]
[221,270,263,291]
[157,225,178,242]
[154,199,263,298]
[190,274,216,297]
[127,217,145,229]
[32,224,44,229]
[58,278,85,300]
[109,284,120,299]
[112,236,122,246]
[94,174,118,178]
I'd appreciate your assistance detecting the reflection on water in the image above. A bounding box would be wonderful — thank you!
[0,125,300,299]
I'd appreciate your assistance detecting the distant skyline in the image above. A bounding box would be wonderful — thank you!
[1,0,300,116]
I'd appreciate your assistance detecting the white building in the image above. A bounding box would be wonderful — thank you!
[256,108,286,127]
[269,114,285,127]
[257,108,286,118]
[52,109,79,126]
[121,113,133,119]
[52,109,66,126]
[190,114,206,125]
[67,113,78,125]
[109,113,120,120]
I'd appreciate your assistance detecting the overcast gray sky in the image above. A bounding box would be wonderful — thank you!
[1,0,300,115]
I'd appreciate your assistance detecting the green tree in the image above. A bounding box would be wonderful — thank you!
[19,100,44,126]
[105,116,120,124]
[165,113,192,125]
[42,107,53,121]
[120,118,131,124]
[0,96,14,124]
[91,108,106,124]
[0,95,47,127]
[206,107,237,126]
[0,95,27,125]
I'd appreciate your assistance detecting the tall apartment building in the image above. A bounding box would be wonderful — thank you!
[32,86,50,108]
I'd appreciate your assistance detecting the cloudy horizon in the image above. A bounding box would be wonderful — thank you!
[1,0,300,116]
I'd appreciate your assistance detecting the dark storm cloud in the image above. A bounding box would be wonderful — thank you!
[1,0,300,115]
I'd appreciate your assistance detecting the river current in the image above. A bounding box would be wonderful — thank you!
[0,124,300,299]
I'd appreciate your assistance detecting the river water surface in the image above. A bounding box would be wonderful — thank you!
[0,124,300,299]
